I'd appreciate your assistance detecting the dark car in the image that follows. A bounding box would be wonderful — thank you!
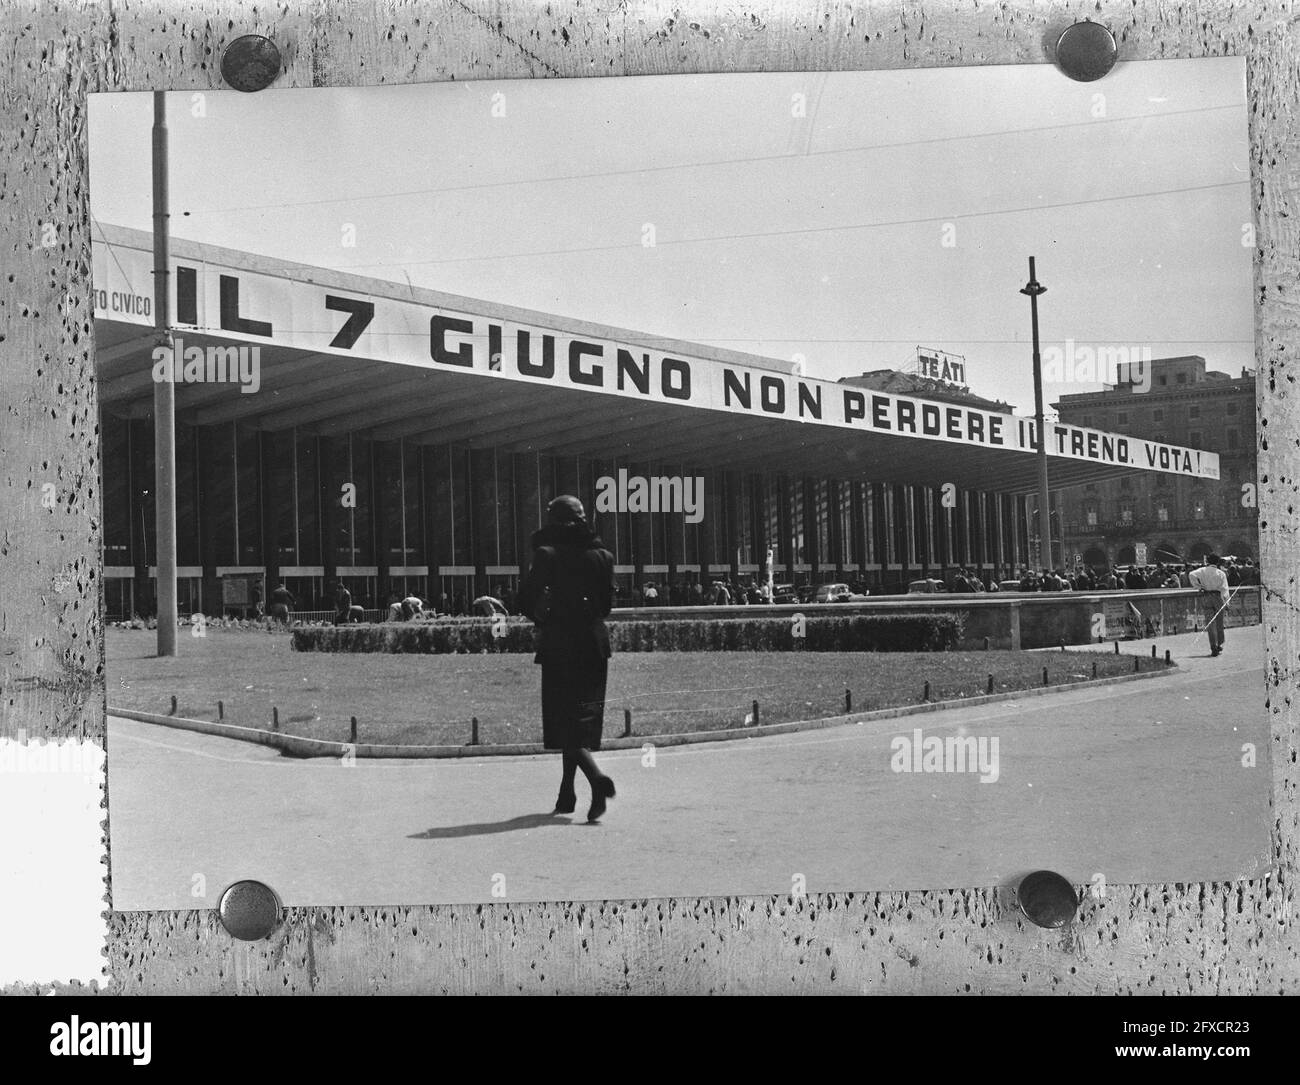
[772,582,798,605]
[907,578,947,594]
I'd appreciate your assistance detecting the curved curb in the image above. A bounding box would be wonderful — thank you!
[109,663,1177,760]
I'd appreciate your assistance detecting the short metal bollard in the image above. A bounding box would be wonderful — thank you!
[470,716,479,745]
[987,674,994,695]
[350,715,358,743]
[623,708,632,737]
[217,700,224,720]
[751,699,760,727]
[845,687,852,713]
[1165,650,1171,664]
[1042,666,1049,686]
[271,706,279,731]
[923,680,930,702]
[170,695,178,716]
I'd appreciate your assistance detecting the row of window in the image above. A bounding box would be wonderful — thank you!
[1085,472,1246,493]
[1080,496,1247,524]
[1079,399,1245,428]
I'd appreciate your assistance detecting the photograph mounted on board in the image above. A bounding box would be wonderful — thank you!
[88,58,1268,910]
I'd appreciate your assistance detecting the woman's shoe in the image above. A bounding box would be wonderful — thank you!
[553,792,576,815]
[586,775,616,822]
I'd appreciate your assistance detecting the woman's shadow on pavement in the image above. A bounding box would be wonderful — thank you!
[408,811,589,839]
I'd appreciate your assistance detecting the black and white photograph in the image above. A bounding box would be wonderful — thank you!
[87,58,1268,911]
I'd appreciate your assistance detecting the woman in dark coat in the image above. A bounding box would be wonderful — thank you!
[517,495,617,822]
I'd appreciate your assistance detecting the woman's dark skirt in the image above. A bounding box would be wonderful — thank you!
[540,657,609,751]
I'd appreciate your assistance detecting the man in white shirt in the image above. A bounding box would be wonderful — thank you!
[1188,554,1231,656]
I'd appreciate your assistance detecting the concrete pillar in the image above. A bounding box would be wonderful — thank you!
[470,447,497,598]
[317,436,337,594]
[371,440,390,605]
[827,479,843,574]
[893,484,909,577]
[803,477,820,583]
[514,451,540,557]
[915,485,931,575]
[776,476,793,576]
[260,431,282,599]
[196,424,221,616]
[933,487,949,573]
[554,454,580,498]
[871,482,889,577]
[629,459,655,584]
[728,473,742,572]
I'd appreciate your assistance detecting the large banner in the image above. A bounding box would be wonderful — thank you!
[92,239,1220,480]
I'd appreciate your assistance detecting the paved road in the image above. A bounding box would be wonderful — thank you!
[107,628,1271,910]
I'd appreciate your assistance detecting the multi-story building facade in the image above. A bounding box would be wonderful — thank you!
[1054,356,1258,569]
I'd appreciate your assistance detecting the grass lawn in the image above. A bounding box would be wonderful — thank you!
[105,627,1173,747]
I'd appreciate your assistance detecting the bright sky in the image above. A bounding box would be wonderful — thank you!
[88,58,1253,415]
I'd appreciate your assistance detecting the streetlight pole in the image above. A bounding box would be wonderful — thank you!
[152,90,178,655]
[1020,257,1052,571]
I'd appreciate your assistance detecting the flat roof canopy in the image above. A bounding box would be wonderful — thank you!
[95,324,1183,495]
[92,226,1220,496]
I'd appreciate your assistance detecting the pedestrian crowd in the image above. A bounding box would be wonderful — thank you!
[1005,556,1259,594]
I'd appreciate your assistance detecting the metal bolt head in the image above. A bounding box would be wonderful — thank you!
[1056,22,1118,83]
[1017,869,1079,928]
[218,880,282,940]
[221,34,282,93]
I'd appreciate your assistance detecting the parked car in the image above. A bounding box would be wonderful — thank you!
[998,579,1024,592]
[814,582,870,603]
[907,578,947,594]
[796,584,818,604]
[772,582,798,605]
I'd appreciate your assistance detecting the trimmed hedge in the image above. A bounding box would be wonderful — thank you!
[292,613,963,654]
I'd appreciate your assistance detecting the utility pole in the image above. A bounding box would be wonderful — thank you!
[152,91,178,655]
[1020,257,1052,571]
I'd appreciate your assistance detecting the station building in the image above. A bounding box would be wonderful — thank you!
[91,225,1222,618]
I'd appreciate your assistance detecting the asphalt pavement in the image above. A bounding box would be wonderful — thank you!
[106,626,1271,910]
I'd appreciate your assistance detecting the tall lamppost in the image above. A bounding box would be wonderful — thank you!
[152,90,178,655]
[1020,257,1052,571]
